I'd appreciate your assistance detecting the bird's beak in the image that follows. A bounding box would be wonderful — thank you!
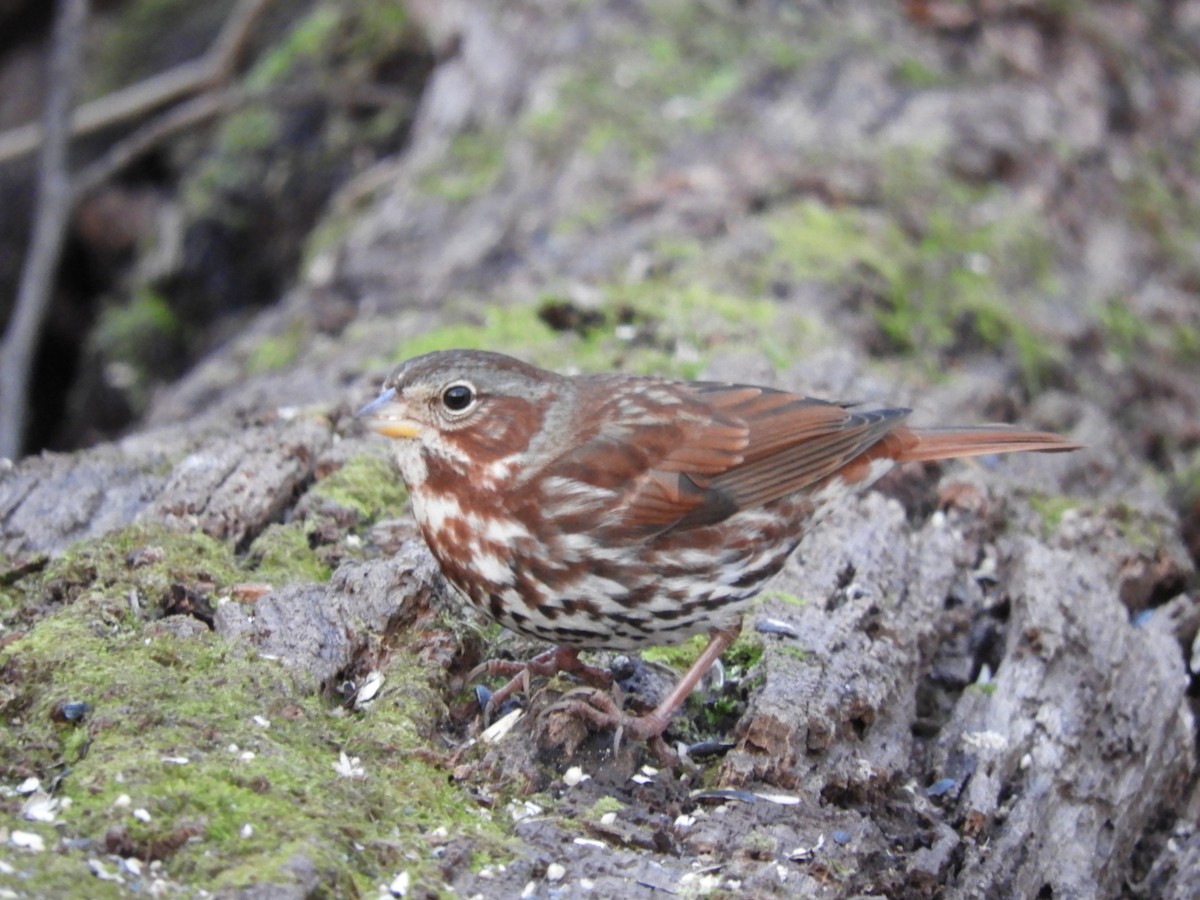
[357,388,422,439]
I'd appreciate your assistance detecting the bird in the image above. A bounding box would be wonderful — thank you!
[359,349,1079,759]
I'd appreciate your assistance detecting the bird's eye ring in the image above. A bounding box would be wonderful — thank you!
[441,382,476,414]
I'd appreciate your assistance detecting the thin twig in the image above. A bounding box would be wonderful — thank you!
[0,0,89,460]
[72,90,233,200]
[0,0,274,168]
[72,81,411,202]
[0,0,276,458]
[208,0,276,77]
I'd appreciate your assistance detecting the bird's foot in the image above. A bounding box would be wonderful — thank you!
[543,624,743,767]
[548,687,679,766]
[469,645,613,719]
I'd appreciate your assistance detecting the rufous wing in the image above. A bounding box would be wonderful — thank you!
[549,379,1080,539]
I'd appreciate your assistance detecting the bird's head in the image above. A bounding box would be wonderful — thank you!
[358,349,566,487]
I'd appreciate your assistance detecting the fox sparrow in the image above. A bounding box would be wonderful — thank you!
[360,349,1079,757]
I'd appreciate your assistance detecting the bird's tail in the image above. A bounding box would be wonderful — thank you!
[890,426,1082,463]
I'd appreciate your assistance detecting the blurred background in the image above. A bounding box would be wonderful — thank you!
[0,0,1197,564]
[0,0,433,453]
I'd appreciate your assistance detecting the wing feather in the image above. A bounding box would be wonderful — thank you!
[543,379,911,538]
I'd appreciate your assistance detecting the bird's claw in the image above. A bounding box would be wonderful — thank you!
[546,688,680,767]
[469,646,614,723]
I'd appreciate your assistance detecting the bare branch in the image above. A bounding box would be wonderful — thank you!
[72,82,411,202]
[72,90,233,200]
[0,0,89,460]
[0,0,277,459]
[0,0,275,168]
[208,0,276,80]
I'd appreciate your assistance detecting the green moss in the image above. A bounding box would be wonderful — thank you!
[245,7,342,90]
[18,516,357,635]
[1109,503,1167,552]
[1096,297,1153,361]
[0,850,130,899]
[521,0,776,169]
[347,1,412,55]
[384,292,665,377]
[1094,296,1200,370]
[0,499,516,895]
[1028,494,1079,534]
[310,454,409,524]
[0,576,21,631]
[1172,324,1200,363]
[378,270,800,390]
[878,217,1059,388]
[725,632,764,673]
[417,130,506,202]
[609,281,775,331]
[0,511,507,894]
[181,0,426,233]
[696,692,744,729]
[93,289,183,366]
[244,0,414,92]
[642,634,709,670]
[390,304,558,363]
[184,108,282,226]
[764,199,894,284]
[587,796,625,819]
[245,318,309,373]
[1125,153,1200,286]
[222,107,284,156]
[762,161,1065,392]
[893,58,945,88]
[890,158,1060,373]
[758,590,808,608]
[641,631,762,679]
[0,599,505,895]
[599,281,782,376]
[87,289,187,412]
[739,830,778,858]
[246,523,332,584]
[34,523,242,613]
[777,645,809,663]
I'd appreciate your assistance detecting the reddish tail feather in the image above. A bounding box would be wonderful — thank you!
[891,426,1082,463]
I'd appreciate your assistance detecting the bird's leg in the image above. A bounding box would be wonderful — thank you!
[469,645,614,717]
[549,623,742,764]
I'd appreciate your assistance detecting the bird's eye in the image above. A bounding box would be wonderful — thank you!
[441,382,476,413]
